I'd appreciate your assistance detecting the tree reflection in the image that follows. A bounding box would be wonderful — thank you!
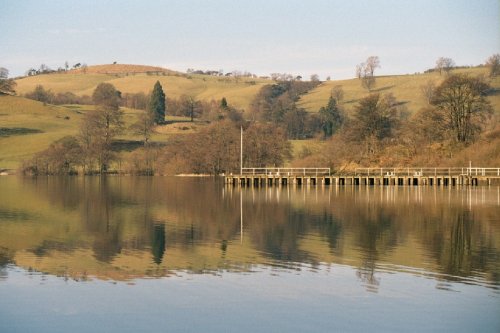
[0,247,14,279]
[82,178,124,262]
[353,210,398,292]
[1,178,498,286]
[151,224,166,265]
[447,212,473,276]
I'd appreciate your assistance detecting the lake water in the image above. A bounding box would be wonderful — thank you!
[0,177,499,332]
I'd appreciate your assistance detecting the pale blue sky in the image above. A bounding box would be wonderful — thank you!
[1,0,499,79]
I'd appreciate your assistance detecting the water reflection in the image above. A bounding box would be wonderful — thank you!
[0,177,499,290]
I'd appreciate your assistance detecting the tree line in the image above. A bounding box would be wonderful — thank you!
[21,80,291,175]
[295,73,494,169]
[21,70,495,175]
[10,52,500,175]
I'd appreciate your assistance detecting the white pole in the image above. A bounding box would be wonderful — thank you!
[240,126,243,175]
[240,191,243,244]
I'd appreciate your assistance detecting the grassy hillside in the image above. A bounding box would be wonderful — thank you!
[298,67,500,115]
[0,94,211,170]
[5,65,500,171]
[70,63,176,75]
[15,64,270,111]
[0,95,83,169]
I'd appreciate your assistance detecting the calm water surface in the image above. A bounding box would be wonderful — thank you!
[0,177,499,332]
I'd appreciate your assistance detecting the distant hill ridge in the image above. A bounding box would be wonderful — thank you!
[71,63,177,75]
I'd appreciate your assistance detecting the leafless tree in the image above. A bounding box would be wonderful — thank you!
[0,67,16,94]
[435,57,455,75]
[365,56,380,76]
[485,54,500,77]
[310,74,320,82]
[356,56,380,91]
[420,80,436,105]
[84,83,124,172]
[331,85,344,103]
[431,74,492,143]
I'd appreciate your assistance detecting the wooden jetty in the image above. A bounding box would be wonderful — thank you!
[225,167,500,187]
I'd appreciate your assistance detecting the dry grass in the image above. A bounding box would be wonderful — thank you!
[70,63,176,75]
[298,67,500,116]
[6,65,500,170]
[15,66,270,111]
[0,95,83,169]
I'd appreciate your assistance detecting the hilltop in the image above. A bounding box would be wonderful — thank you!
[15,64,500,116]
[15,64,270,111]
[70,63,177,75]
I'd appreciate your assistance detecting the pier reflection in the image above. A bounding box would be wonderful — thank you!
[0,177,498,289]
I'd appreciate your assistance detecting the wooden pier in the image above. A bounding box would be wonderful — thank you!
[225,167,500,187]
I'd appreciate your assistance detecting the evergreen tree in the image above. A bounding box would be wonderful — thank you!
[149,81,166,124]
[220,97,228,109]
[319,96,343,138]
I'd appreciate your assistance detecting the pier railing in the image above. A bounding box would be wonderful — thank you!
[354,167,500,177]
[241,167,331,176]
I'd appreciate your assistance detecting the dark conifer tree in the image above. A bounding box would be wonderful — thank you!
[220,97,228,109]
[319,96,343,138]
[149,81,166,124]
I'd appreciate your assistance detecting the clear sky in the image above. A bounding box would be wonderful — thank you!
[1,0,499,79]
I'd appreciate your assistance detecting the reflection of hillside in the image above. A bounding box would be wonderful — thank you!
[0,177,499,287]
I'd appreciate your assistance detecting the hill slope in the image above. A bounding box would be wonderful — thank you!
[70,63,176,75]
[298,67,500,115]
[15,64,270,111]
[0,95,83,169]
[5,65,500,171]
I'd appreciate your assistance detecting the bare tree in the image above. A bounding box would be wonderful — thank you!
[485,54,500,77]
[87,83,124,172]
[431,74,492,143]
[348,93,400,155]
[310,74,320,82]
[435,57,455,75]
[355,63,363,79]
[0,67,8,78]
[130,110,155,146]
[420,80,436,105]
[331,85,344,103]
[0,67,16,94]
[356,56,380,91]
[180,95,201,122]
[365,56,380,76]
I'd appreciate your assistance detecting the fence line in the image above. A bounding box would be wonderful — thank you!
[241,168,331,176]
[354,167,500,177]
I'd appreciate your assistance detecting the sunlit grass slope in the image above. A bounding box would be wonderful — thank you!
[6,65,500,170]
[15,64,270,111]
[0,95,210,169]
[298,67,500,115]
[0,95,83,169]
